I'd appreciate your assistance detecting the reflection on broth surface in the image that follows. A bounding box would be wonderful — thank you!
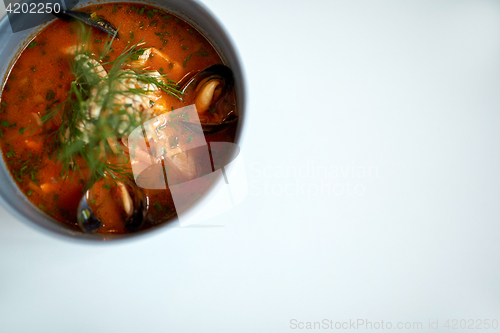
[0,3,238,234]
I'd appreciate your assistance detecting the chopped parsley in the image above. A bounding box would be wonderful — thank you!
[195,50,210,57]
[45,90,56,101]
[28,41,37,49]
[183,54,192,68]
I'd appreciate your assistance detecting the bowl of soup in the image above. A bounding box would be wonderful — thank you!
[0,0,245,240]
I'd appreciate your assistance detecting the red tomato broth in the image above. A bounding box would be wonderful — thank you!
[0,3,238,233]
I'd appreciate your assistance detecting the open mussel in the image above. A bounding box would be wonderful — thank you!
[77,180,147,233]
[53,10,119,39]
[178,64,238,134]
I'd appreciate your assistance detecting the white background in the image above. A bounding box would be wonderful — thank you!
[1,0,500,332]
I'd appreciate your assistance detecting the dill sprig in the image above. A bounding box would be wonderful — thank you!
[41,22,182,184]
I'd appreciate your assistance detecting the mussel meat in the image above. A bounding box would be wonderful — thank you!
[77,179,147,233]
[178,64,238,134]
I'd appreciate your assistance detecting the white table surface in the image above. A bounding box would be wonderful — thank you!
[1,0,499,332]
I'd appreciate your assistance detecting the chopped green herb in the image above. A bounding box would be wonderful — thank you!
[102,184,111,189]
[94,39,103,43]
[195,50,210,57]
[155,32,164,36]
[181,45,189,50]
[113,5,118,13]
[6,148,15,158]
[139,22,145,28]
[95,5,103,10]
[188,29,194,34]
[19,127,25,134]
[45,90,56,101]
[139,7,145,15]
[130,31,134,39]
[163,39,169,45]
[149,100,155,107]
[30,67,36,72]
[183,54,192,68]
[41,50,46,55]
[82,209,90,219]
[165,30,172,37]
[149,20,157,27]
[153,201,162,211]
[209,106,217,115]
[26,190,32,196]
[28,41,37,49]
[159,67,164,73]
[147,10,155,19]
[1,121,10,127]
[0,129,3,139]
[187,134,194,144]
[153,9,158,12]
